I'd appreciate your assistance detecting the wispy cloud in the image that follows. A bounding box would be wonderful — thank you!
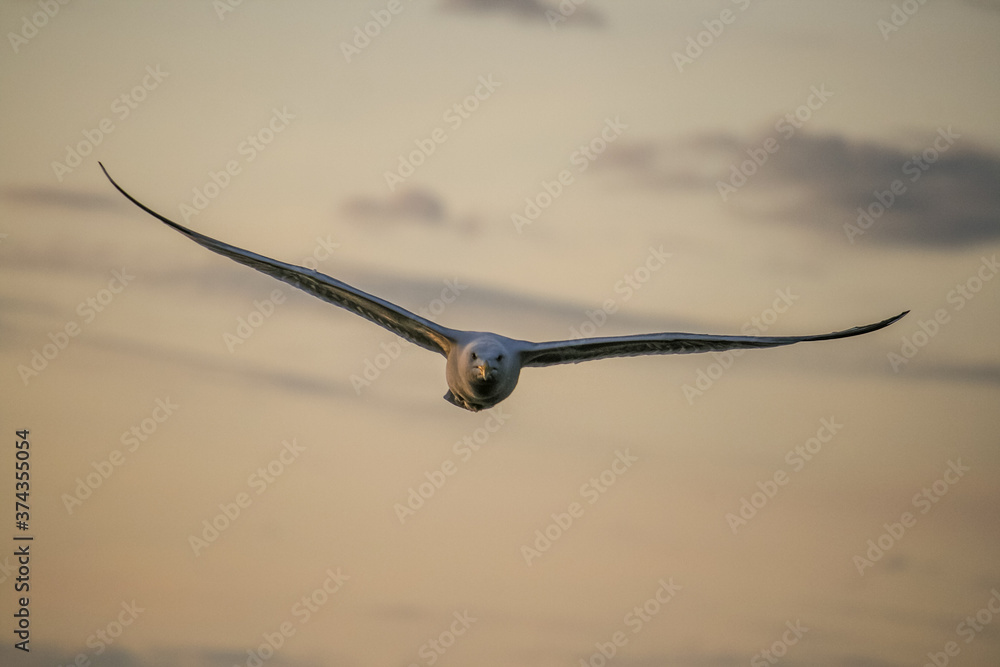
[599,131,1000,248]
[86,331,358,398]
[904,361,1000,386]
[342,188,447,226]
[439,0,605,28]
[341,188,480,233]
[965,0,1000,11]
[0,645,322,667]
[2,184,116,211]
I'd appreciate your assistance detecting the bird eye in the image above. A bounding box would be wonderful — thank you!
[470,352,478,360]
[496,354,504,362]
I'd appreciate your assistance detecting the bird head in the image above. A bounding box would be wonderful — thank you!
[468,348,502,384]
[444,336,521,411]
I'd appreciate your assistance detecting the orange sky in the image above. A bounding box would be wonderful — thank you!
[1,2,999,666]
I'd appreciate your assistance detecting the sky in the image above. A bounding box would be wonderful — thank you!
[1,1,998,666]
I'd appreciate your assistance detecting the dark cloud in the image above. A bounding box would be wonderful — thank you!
[341,188,480,233]
[594,650,906,667]
[599,130,1000,248]
[0,645,319,667]
[2,184,116,211]
[0,643,914,667]
[342,188,447,226]
[965,0,1000,10]
[439,0,605,28]
[903,360,1000,386]
[84,331,358,398]
[836,658,906,667]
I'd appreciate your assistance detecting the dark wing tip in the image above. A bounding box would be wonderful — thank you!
[99,162,128,201]
[806,309,909,342]
[99,162,197,237]
[839,309,910,333]
[99,162,129,199]
[882,310,909,327]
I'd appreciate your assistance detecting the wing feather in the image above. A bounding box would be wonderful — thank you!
[519,312,908,367]
[101,163,458,356]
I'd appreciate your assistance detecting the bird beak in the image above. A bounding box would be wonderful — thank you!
[476,361,492,380]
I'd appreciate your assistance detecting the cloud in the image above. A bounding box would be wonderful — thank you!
[342,188,447,226]
[2,184,116,211]
[0,643,913,667]
[835,658,906,667]
[0,644,321,667]
[439,0,605,28]
[965,0,1000,10]
[341,188,480,233]
[590,650,906,667]
[903,360,1000,386]
[599,130,1000,248]
[84,331,358,398]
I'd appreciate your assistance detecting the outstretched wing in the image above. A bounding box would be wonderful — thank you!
[518,312,908,367]
[100,163,459,356]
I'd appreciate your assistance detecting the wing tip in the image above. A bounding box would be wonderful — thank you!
[884,309,909,327]
[98,161,114,184]
[98,161,135,203]
[833,309,909,339]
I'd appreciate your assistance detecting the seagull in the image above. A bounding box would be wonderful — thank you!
[100,164,907,412]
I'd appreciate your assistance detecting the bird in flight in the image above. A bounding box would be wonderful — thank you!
[100,164,907,412]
